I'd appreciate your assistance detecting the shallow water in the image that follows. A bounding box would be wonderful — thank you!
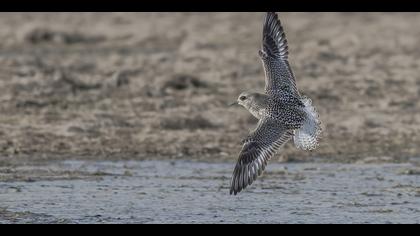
[1,160,420,223]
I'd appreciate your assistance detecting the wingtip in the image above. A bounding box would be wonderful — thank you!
[261,11,289,60]
[266,12,279,22]
[230,188,241,196]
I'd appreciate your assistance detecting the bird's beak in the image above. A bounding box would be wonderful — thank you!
[229,101,239,107]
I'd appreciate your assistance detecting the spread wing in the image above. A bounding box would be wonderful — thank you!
[259,12,300,99]
[230,118,293,195]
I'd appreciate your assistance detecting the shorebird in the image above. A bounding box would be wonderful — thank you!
[229,12,322,195]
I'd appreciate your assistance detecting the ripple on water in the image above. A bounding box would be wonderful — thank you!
[1,160,420,223]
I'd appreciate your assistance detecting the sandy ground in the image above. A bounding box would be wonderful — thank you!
[1,13,420,164]
[1,12,420,224]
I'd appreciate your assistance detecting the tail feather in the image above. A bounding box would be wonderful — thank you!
[294,97,322,150]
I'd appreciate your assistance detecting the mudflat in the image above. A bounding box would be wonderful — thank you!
[1,160,420,223]
[0,13,420,223]
[0,13,419,164]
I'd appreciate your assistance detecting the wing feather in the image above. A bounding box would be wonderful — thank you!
[230,119,293,195]
[259,12,299,98]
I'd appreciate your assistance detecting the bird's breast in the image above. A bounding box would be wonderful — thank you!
[248,107,264,120]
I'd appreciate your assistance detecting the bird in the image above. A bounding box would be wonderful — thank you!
[229,12,322,195]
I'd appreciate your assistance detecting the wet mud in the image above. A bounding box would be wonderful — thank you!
[1,160,420,223]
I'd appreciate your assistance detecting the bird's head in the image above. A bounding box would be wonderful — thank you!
[230,91,261,110]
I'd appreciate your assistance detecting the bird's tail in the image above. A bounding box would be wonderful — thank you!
[294,96,322,150]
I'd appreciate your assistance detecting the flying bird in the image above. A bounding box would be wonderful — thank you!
[229,12,322,195]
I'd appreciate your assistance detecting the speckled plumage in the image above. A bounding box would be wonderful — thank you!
[230,12,322,195]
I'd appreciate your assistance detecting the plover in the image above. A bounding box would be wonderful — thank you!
[229,12,322,195]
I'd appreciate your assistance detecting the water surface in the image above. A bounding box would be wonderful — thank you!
[1,160,420,223]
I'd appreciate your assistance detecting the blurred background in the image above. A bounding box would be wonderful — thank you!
[1,12,420,164]
[1,12,420,224]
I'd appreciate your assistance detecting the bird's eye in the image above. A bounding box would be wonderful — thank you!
[239,96,246,101]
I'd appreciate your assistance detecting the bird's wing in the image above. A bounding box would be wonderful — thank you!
[259,12,300,99]
[230,118,293,195]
